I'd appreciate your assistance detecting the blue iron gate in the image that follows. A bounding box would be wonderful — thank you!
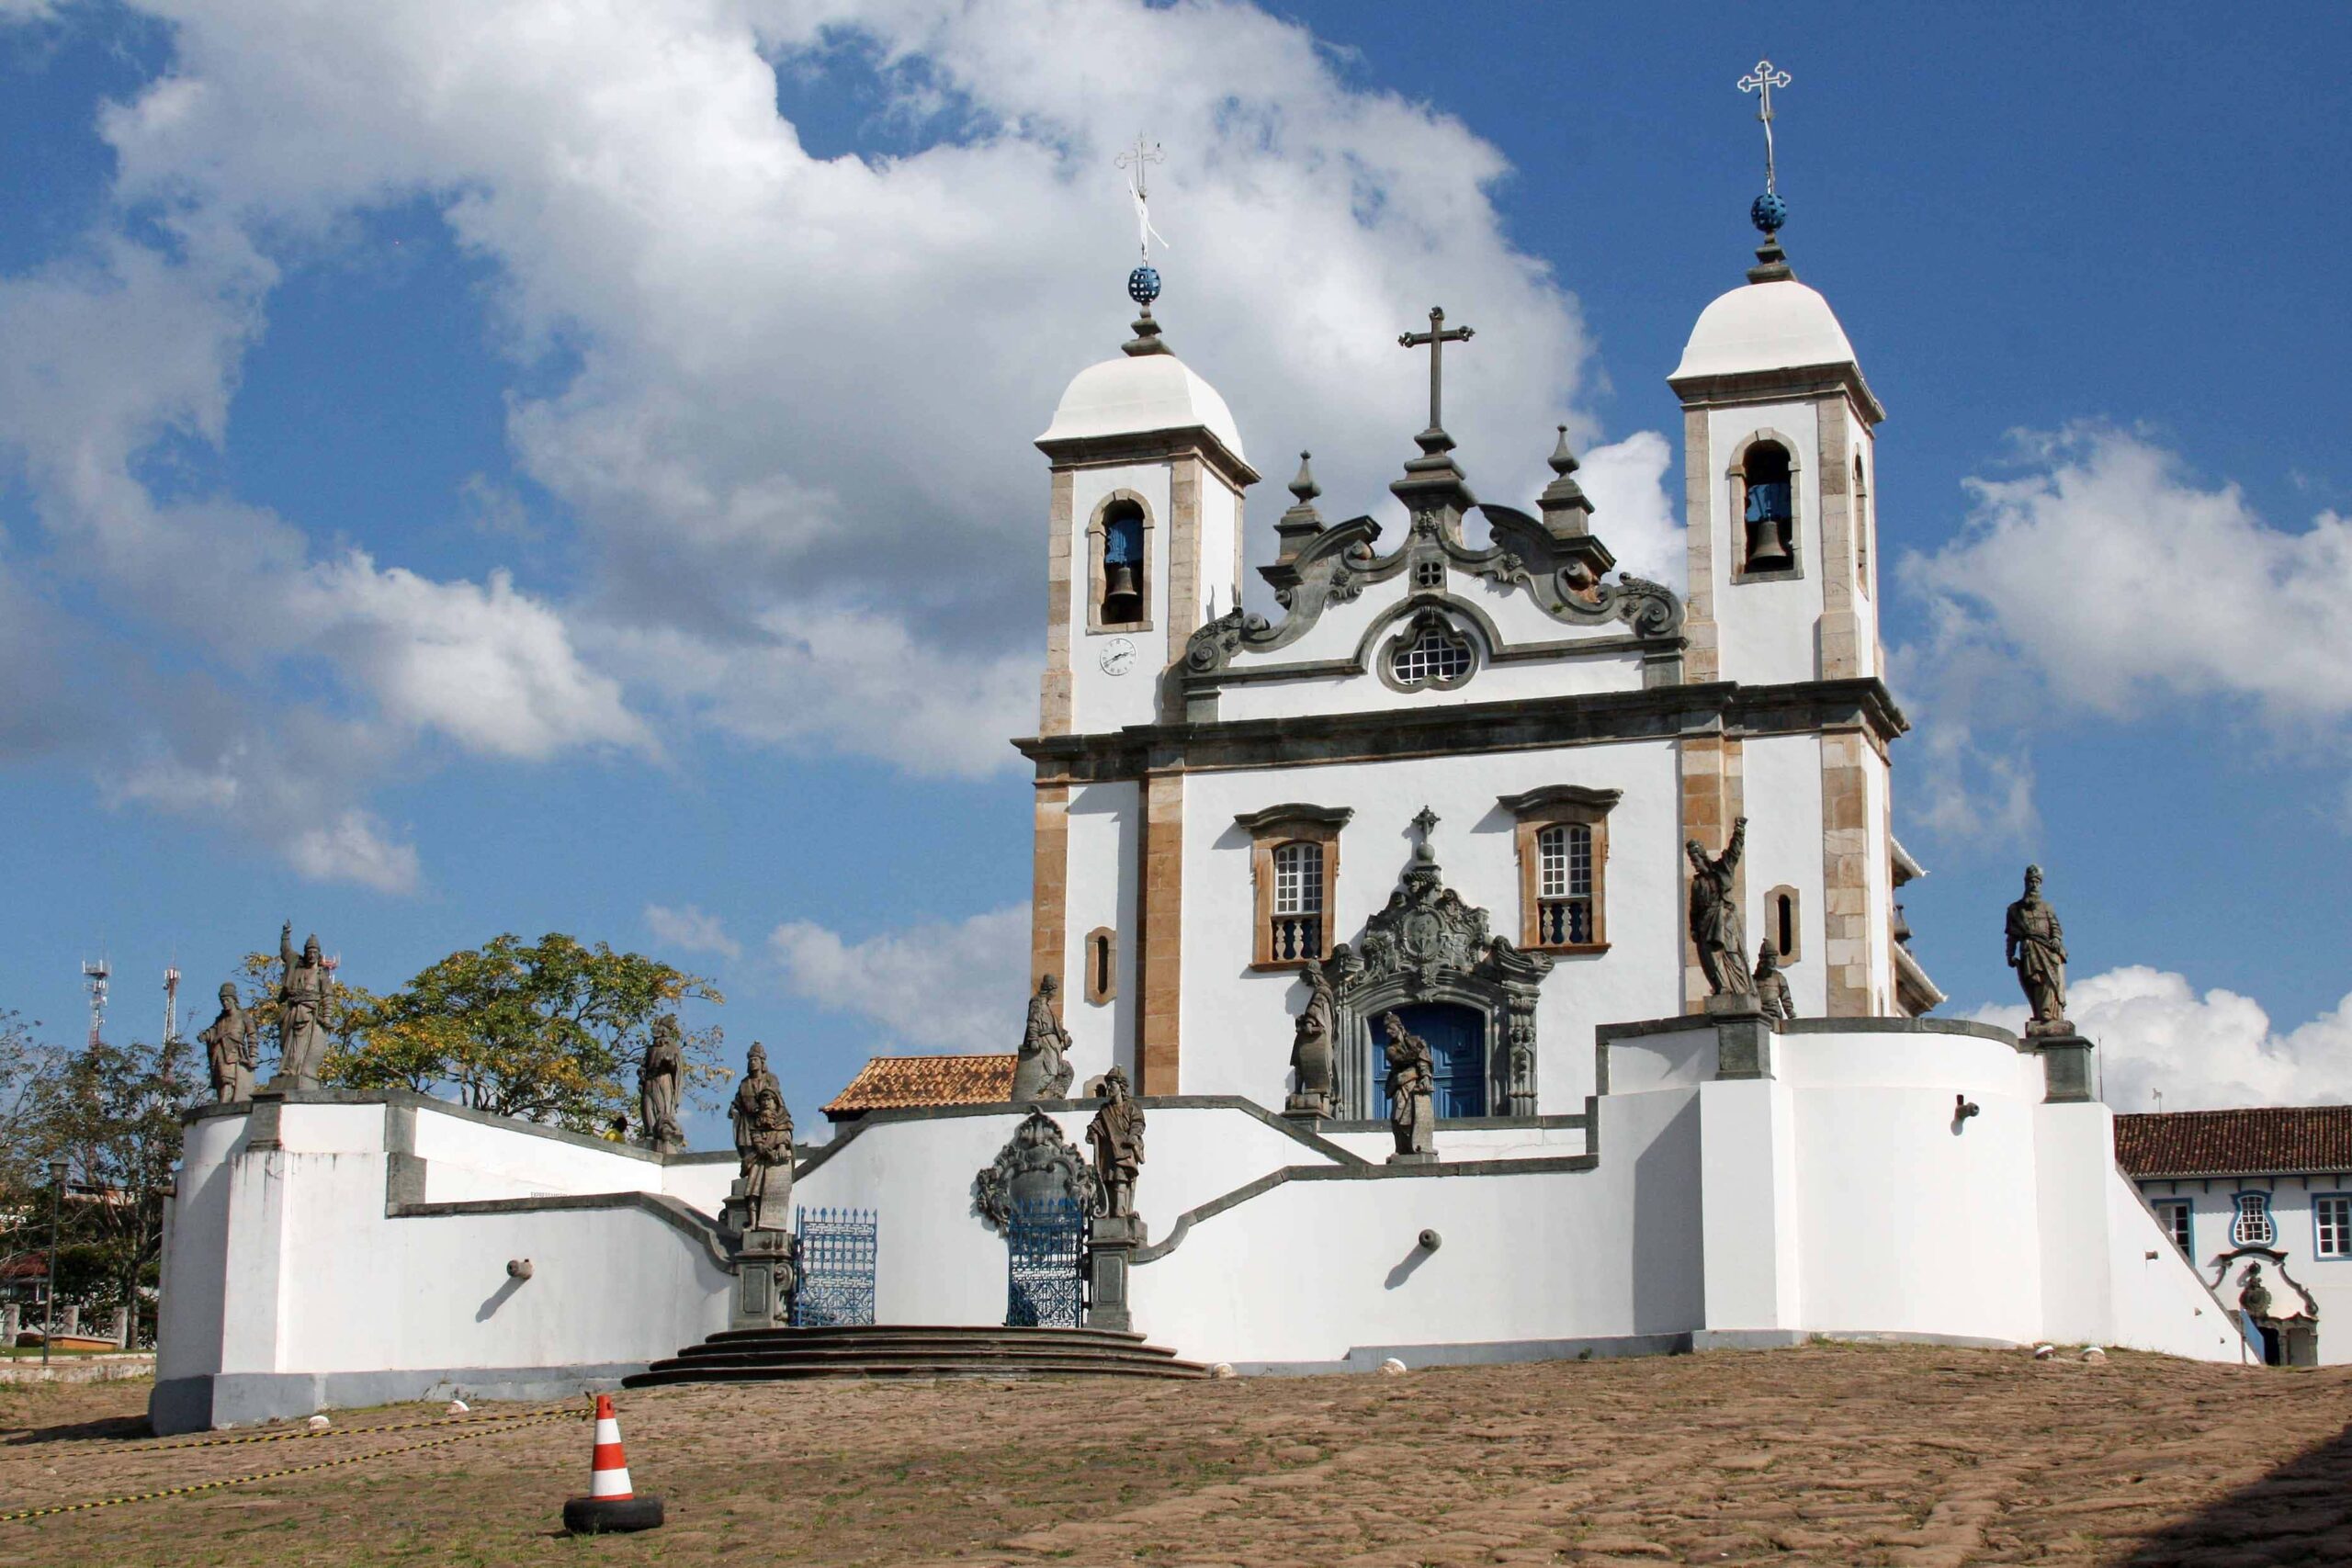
[1005,1196,1085,1328]
[792,1206,878,1327]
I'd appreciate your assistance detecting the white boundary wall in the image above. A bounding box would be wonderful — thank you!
[153,1019,2250,1430]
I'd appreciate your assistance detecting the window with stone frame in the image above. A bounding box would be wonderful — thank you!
[1087,492,1153,633]
[2233,1190,2276,1247]
[1385,612,1476,691]
[2317,1194,2352,1259]
[1498,785,1621,953]
[1235,804,1350,970]
[2154,1199,2193,1257]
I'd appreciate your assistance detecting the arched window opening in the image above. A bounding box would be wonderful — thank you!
[1083,928,1116,1004]
[1854,454,1872,594]
[1535,823,1594,945]
[1777,892,1795,957]
[1741,441,1795,572]
[1269,840,1325,963]
[1099,501,1146,626]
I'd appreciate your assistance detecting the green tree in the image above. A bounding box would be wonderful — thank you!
[21,1032,201,1340]
[0,1010,62,1310]
[333,933,725,1133]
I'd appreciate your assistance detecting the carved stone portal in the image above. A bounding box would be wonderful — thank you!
[974,1110,1102,1231]
[1327,810,1551,1118]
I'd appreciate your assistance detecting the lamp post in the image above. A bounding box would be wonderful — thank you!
[41,1157,66,1370]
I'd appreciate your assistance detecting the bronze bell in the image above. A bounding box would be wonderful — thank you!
[1102,559,1143,623]
[1744,515,1793,572]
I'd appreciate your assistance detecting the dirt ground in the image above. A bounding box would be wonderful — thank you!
[3,1344,2349,1567]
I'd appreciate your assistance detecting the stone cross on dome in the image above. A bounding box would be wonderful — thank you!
[1738,59,1793,240]
[1398,307,1474,442]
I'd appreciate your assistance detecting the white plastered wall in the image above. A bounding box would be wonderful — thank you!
[1705,398,1824,685]
[1177,742,1684,1109]
[1736,734,1830,1016]
[1065,462,1174,735]
[1061,778,1140,1086]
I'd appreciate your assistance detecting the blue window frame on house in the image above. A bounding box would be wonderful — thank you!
[2154,1200,2192,1257]
[2316,1194,2352,1259]
[1370,1002,1487,1120]
[2232,1190,2276,1247]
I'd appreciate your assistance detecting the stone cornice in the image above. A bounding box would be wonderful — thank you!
[1012,676,1910,784]
[1666,363,1886,427]
[1035,427,1260,491]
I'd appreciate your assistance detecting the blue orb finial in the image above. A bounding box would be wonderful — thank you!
[1749,191,1787,236]
[1127,265,1162,307]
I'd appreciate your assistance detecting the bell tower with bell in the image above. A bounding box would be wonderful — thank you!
[1668,62,1884,690]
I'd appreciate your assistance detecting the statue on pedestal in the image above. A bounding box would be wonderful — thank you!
[1084,1066,1146,1220]
[1011,974,1076,1102]
[729,1043,794,1232]
[1686,819,1755,997]
[1381,1010,1436,1162]
[198,982,257,1103]
[275,921,332,1089]
[1753,942,1793,1022]
[1286,958,1336,1117]
[2006,863,2070,1033]
[639,1013,684,1152]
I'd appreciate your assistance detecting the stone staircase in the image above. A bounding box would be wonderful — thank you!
[622,1324,1211,1387]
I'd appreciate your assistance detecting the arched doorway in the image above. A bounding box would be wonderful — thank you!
[1370,1002,1487,1119]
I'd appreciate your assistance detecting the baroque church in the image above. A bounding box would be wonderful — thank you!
[148,152,2256,1436]
[1011,218,1936,1129]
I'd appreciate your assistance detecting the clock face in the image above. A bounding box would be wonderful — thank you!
[1099,637,1138,677]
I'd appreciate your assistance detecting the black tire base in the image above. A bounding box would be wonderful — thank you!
[562,1495,665,1534]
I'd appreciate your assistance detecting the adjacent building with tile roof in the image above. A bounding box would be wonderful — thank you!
[822,1055,1018,1122]
[2120,1107,2352,1366]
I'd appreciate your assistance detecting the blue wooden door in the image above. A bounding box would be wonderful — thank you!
[1371,1002,1487,1119]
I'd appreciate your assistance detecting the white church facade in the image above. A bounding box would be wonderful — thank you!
[150,209,2255,1434]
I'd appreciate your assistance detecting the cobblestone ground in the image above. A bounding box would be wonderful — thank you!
[4,1344,2349,1566]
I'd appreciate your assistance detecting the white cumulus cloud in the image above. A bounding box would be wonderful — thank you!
[1965,964,2352,1113]
[770,903,1028,1055]
[643,903,743,961]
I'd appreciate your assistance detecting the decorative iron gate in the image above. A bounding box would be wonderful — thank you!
[1005,1196,1085,1328]
[792,1206,877,1327]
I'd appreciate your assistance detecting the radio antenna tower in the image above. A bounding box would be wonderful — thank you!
[164,965,182,1045]
[81,957,110,1049]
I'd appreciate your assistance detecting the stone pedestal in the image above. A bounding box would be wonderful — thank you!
[1386,1150,1439,1167]
[111,1304,130,1348]
[1707,993,1774,1080]
[2,1303,19,1343]
[1282,1091,1330,1122]
[722,1173,792,1238]
[2034,1032,2098,1103]
[1085,1213,1147,1332]
[729,1226,797,1331]
[60,1304,79,1337]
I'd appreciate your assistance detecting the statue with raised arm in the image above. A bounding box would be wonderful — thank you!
[198,982,257,1103]
[2006,863,2070,1032]
[1685,818,1755,997]
[729,1043,794,1232]
[1381,1011,1436,1161]
[1011,974,1076,1102]
[1286,957,1337,1118]
[275,921,331,1089]
[1085,1066,1147,1220]
[639,1013,684,1152]
[1753,942,1794,1022]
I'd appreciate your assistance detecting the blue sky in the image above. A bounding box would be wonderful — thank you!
[3,0,2348,1132]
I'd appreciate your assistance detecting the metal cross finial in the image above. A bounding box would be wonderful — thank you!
[1397,307,1474,436]
[1738,60,1792,194]
[1116,136,1168,261]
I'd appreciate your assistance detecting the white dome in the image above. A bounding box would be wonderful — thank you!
[1670,277,1860,381]
[1037,351,1246,464]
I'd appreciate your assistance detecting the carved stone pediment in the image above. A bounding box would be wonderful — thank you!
[973,1110,1101,1231]
[1333,858,1552,999]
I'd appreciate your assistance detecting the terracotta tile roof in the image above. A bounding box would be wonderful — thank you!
[822,1054,1016,1119]
[2114,1107,2352,1178]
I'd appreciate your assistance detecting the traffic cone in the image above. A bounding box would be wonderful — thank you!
[561,1393,664,1534]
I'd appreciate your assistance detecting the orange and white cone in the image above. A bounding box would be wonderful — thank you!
[562,1393,663,1534]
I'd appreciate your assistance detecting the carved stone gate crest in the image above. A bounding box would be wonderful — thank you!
[972,1109,1101,1231]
